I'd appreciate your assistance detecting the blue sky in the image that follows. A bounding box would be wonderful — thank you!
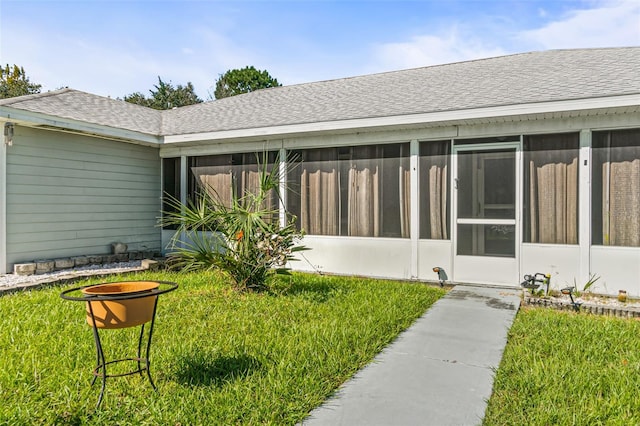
[1,0,638,99]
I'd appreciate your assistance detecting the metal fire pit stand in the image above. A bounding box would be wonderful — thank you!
[61,281,178,409]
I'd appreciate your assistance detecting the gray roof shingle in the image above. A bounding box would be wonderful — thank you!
[2,48,639,138]
[0,89,162,135]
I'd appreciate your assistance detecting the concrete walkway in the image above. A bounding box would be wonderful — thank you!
[302,285,521,426]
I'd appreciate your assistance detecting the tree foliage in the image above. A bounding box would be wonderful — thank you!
[214,66,281,99]
[124,76,202,109]
[0,64,42,99]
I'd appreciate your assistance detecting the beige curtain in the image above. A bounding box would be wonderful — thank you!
[195,166,233,207]
[348,159,380,237]
[526,134,579,244]
[603,156,640,247]
[420,141,449,240]
[399,161,411,238]
[530,158,578,243]
[300,158,339,235]
[428,164,448,239]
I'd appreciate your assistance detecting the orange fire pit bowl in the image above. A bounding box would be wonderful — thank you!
[81,281,160,329]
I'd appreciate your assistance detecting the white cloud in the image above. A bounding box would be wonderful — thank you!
[370,27,508,71]
[519,0,640,48]
[367,0,639,75]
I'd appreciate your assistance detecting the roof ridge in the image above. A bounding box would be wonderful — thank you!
[267,46,640,90]
[0,87,76,105]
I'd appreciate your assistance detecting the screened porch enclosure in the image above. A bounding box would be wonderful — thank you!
[161,127,640,291]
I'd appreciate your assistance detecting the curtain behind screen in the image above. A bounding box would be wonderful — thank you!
[419,141,450,240]
[524,134,579,244]
[299,149,340,235]
[596,130,640,246]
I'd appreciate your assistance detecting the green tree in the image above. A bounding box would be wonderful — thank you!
[214,66,281,99]
[0,64,42,99]
[124,76,202,109]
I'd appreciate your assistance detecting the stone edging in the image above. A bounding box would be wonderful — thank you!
[0,259,163,296]
[523,296,640,319]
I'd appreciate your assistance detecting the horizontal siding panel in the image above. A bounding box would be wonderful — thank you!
[15,128,159,161]
[9,219,158,234]
[8,202,159,215]
[9,184,160,198]
[8,165,159,183]
[9,234,161,253]
[8,227,160,244]
[7,165,159,184]
[6,128,161,267]
[7,174,159,189]
[7,212,159,225]
[8,194,158,205]
[8,148,159,170]
[8,155,158,176]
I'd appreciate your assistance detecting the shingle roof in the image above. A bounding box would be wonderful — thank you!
[0,89,161,135]
[164,47,640,135]
[2,48,639,138]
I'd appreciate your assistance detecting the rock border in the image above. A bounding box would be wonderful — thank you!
[0,259,163,296]
[523,295,640,319]
[12,250,160,276]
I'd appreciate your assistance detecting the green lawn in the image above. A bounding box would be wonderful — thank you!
[484,307,640,425]
[0,271,445,425]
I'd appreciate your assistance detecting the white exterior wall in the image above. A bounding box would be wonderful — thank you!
[520,244,581,290]
[417,240,453,282]
[4,126,161,272]
[293,236,413,280]
[591,247,640,297]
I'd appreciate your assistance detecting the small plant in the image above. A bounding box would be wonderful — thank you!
[162,153,307,291]
[582,273,600,293]
[569,273,600,298]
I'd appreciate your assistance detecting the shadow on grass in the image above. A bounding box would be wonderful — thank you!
[174,353,262,387]
[270,276,350,303]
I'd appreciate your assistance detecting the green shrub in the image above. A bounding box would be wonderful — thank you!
[163,153,306,291]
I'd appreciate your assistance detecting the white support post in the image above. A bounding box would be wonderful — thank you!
[410,139,419,279]
[279,148,287,228]
[179,155,188,249]
[579,130,592,284]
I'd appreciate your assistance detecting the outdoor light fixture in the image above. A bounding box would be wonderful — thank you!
[4,122,14,146]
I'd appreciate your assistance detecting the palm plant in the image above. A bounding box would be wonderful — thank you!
[162,153,306,291]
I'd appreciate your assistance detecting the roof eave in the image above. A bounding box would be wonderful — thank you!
[163,94,640,145]
[0,106,162,146]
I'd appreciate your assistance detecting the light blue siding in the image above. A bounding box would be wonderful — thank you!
[5,126,161,269]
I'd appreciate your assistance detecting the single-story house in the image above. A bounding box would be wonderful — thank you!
[1,47,639,295]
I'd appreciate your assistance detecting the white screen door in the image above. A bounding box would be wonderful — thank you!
[452,143,520,285]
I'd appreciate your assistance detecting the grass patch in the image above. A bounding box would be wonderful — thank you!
[0,270,445,425]
[484,307,640,425]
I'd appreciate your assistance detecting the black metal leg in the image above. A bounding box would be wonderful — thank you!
[145,298,159,392]
[137,323,145,377]
[88,302,107,409]
[90,324,101,387]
